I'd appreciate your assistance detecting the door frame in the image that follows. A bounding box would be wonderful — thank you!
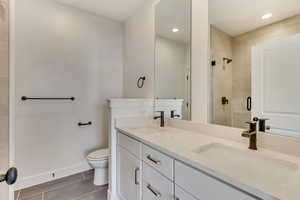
[9,0,16,199]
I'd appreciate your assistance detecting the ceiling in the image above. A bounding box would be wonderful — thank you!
[209,0,300,36]
[54,0,300,38]
[55,0,190,43]
[155,0,190,43]
[55,0,147,21]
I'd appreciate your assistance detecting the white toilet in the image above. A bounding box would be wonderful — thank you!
[87,148,109,186]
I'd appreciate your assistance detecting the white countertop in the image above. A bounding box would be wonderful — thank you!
[116,125,300,200]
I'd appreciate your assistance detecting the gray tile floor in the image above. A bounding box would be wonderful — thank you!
[15,170,107,200]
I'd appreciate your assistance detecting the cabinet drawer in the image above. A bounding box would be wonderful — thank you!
[175,185,198,200]
[142,162,173,200]
[118,132,141,158]
[142,145,174,180]
[175,161,258,200]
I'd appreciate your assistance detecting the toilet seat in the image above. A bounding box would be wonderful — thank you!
[87,148,109,161]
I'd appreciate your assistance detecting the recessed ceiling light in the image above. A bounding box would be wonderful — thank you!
[262,13,273,20]
[172,28,179,33]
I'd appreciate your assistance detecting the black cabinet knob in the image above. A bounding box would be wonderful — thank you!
[0,168,18,185]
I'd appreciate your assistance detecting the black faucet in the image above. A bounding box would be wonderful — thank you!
[253,117,270,132]
[241,121,258,150]
[170,110,180,119]
[154,111,165,127]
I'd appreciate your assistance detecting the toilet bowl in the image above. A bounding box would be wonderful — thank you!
[87,148,109,186]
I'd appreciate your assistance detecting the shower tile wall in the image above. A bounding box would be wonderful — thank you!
[0,0,9,199]
[211,26,233,126]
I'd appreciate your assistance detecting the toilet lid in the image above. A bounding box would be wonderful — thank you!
[88,148,109,160]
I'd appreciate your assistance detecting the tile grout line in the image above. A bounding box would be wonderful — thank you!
[81,172,86,180]
[17,178,87,200]
[42,177,97,200]
[16,190,21,200]
[71,187,105,200]
[42,179,85,196]
[39,179,88,193]
[16,171,95,200]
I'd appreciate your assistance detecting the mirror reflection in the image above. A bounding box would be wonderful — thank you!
[209,0,300,137]
[154,0,191,120]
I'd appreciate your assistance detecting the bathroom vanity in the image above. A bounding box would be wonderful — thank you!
[105,0,300,198]
[110,119,300,200]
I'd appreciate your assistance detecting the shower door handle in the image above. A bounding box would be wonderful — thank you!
[247,97,252,111]
[0,168,18,185]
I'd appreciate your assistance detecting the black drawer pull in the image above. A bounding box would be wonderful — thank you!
[147,155,161,165]
[147,184,161,198]
[134,168,139,185]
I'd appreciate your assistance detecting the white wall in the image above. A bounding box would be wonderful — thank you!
[156,37,187,99]
[123,0,157,98]
[191,0,210,122]
[123,0,210,123]
[15,0,123,189]
[155,37,189,119]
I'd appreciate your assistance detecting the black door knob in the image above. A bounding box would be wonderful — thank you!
[0,168,18,185]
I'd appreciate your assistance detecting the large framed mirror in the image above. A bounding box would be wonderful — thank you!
[209,0,300,137]
[154,0,191,120]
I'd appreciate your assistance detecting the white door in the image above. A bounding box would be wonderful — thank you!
[117,146,141,200]
[1,0,17,199]
[252,34,300,137]
[0,0,9,199]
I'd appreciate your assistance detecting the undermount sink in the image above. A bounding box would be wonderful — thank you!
[193,143,299,184]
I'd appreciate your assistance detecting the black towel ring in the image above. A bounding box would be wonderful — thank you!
[137,76,146,88]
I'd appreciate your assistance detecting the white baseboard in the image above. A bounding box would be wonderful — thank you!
[15,162,92,190]
[107,189,111,200]
[107,189,121,200]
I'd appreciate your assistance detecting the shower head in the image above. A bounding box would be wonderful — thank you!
[223,58,233,64]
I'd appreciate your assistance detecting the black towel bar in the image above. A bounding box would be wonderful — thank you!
[21,96,75,101]
[78,121,92,126]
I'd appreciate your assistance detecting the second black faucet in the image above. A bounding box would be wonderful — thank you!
[154,111,165,127]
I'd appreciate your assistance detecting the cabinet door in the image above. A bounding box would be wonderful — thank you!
[175,185,198,200]
[117,146,141,200]
[118,133,141,158]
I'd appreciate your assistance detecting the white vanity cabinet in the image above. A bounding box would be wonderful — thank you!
[116,132,263,200]
[117,133,142,200]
